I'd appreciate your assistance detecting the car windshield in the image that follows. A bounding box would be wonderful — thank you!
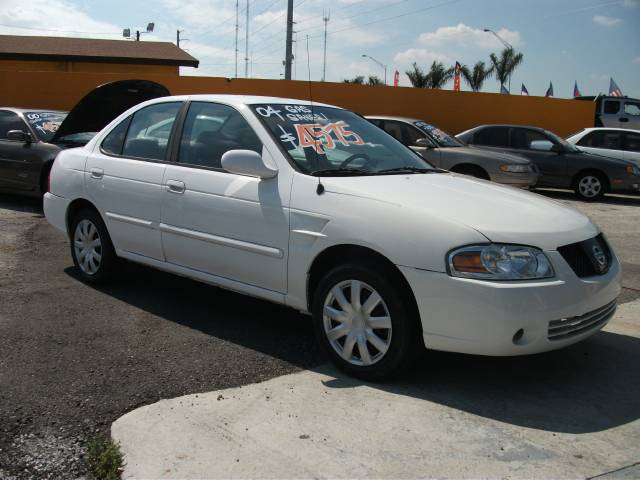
[544,130,580,153]
[251,104,435,175]
[414,121,464,147]
[24,111,67,142]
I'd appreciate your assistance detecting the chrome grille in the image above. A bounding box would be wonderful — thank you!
[548,301,616,341]
[557,233,612,278]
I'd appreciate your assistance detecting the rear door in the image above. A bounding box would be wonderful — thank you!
[85,101,183,260]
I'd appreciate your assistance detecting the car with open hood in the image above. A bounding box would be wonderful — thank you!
[366,116,538,188]
[456,124,640,200]
[44,95,621,380]
[0,79,169,197]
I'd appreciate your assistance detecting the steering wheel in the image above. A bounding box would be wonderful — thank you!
[339,153,375,169]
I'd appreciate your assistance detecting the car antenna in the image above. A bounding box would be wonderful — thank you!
[306,34,324,195]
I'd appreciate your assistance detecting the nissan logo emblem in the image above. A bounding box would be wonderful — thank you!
[592,245,607,270]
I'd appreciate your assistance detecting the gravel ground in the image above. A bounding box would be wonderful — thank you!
[0,190,639,479]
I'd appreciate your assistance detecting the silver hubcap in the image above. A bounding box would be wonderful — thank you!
[323,280,392,367]
[578,176,601,198]
[74,219,102,275]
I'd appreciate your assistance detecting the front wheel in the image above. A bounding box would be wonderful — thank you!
[575,172,606,201]
[312,264,420,380]
[70,209,117,284]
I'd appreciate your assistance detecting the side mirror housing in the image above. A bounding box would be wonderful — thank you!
[221,149,278,179]
[7,130,31,143]
[550,143,565,154]
[414,137,433,149]
[529,139,554,152]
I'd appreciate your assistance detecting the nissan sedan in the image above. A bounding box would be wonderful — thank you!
[44,95,621,379]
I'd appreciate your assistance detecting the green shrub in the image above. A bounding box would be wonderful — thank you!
[86,434,124,480]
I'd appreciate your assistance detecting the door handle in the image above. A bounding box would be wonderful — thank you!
[166,180,185,194]
[90,168,104,179]
[620,117,629,122]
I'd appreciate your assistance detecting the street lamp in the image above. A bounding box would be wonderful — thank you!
[361,54,387,85]
[483,28,514,93]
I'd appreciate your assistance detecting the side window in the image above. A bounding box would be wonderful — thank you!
[510,129,551,150]
[178,102,262,169]
[578,131,622,149]
[122,102,182,161]
[473,127,509,147]
[101,116,131,155]
[0,110,28,139]
[405,125,426,146]
[625,133,640,152]
[603,100,620,115]
[624,102,640,117]
[379,120,406,145]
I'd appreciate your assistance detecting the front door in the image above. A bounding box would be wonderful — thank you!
[85,101,183,260]
[508,128,568,187]
[159,101,289,293]
[0,110,42,193]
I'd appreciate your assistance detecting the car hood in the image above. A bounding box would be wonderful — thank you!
[322,173,597,250]
[51,79,170,143]
[441,145,531,164]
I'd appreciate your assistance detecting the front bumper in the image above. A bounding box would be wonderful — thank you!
[399,250,621,356]
[489,170,539,188]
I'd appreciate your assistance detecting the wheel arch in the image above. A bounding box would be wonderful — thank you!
[306,244,420,328]
[65,198,103,237]
[450,163,490,180]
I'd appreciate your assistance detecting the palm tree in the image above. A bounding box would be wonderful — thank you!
[343,75,384,86]
[343,76,365,84]
[405,63,429,88]
[489,47,523,92]
[459,61,495,92]
[425,61,455,89]
[366,75,384,86]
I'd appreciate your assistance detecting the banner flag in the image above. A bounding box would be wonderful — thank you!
[521,83,529,96]
[573,81,582,97]
[545,82,554,97]
[393,70,400,87]
[609,78,623,97]
[453,62,461,92]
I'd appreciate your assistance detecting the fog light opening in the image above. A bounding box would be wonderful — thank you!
[512,328,525,344]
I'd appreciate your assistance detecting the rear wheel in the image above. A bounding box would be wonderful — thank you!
[312,264,420,380]
[574,172,606,201]
[70,209,117,284]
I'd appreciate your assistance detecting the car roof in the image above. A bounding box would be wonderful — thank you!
[467,124,549,131]
[181,94,340,109]
[364,115,424,123]
[580,127,640,133]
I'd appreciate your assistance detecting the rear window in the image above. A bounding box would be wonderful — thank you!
[25,111,67,142]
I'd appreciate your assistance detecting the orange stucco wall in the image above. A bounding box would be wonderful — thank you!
[0,70,594,137]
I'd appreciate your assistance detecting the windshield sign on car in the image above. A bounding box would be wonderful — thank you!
[414,121,462,147]
[252,104,432,175]
[25,111,67,142]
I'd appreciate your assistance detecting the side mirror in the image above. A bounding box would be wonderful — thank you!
[221,149,278,179]
[7,130,31,143]
[550,143,565,154]
[529,139,554,152]
[414,137,433,148]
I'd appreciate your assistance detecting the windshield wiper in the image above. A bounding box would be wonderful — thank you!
[311,168,372,177]
[375,166,444,175]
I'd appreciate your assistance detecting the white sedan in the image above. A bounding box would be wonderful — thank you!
[44,95,621,379]
[566,127,640,165]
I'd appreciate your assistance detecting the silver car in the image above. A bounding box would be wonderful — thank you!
[366,116,538,188]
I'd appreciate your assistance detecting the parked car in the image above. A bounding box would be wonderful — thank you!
[366,116,538,188]
[45,95,621,379]
[456,124,640,200]
[0,79,169,198]
[575,95,640,129]
[566,128,640,165]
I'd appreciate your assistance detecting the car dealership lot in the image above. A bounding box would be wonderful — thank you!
[1,190,639,479]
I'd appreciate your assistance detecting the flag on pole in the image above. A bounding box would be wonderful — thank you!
[453,61,461,92]
[573,81,582,97]
[521,83,529,96]
[393,70,400,87]
[545,82,554,97]
[500,84,509,94]
[609,77,623,97]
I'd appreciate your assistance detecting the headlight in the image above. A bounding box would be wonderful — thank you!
[499,164,531,173]
[448,244,554,280]
[626,164,640,176]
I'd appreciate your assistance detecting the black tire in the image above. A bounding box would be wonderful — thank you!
[574,171,606,201]
[312,263,421,381]
[452,164,489,180]
[69,208,117,284]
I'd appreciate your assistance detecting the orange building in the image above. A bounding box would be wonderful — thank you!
[0,35,198,75]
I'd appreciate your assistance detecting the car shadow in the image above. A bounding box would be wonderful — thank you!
[0,194,44,215]
[535,188,640,206]
[66,260,640,436]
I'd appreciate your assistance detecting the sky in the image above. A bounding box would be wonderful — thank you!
[1,0,639,98]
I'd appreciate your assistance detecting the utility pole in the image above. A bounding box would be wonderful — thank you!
[284,0,294,80]
[321,9,330,82]
[244,0,250,78]
[176,29,183,48]
[235,0,239,78]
